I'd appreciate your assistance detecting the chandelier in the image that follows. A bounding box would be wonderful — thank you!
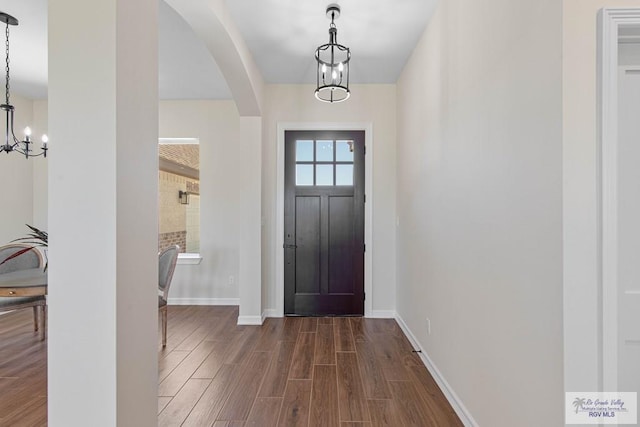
[0,12,48,159]
[315,4,350,103]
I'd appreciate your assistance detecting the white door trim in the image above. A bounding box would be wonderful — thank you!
[598,8,640,391]
[275,122,373,317]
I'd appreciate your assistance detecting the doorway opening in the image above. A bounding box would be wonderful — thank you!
[284,130,365,316]
[275,123,373,318]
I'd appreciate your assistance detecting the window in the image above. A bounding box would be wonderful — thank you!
[158,138,200,256]
[295,139,354,186]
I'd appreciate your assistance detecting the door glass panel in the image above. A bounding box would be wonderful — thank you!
[296,164,314,186]
[296,140,314,161]
[336,140,354,162]
[316,164,333,185]
[316,140,334,162]
[336,164,354,186]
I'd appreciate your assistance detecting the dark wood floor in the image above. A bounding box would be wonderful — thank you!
[0,310,48,427]
[0,306,462,426]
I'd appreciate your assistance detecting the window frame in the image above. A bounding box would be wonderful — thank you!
[158,137,202,262]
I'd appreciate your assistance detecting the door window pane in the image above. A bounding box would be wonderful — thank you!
[336,140,354,162]
[316,164,334,185]
[296,164,314,186]
[316,140,334,162]
[336,164,354,186]
[296,140,314,161]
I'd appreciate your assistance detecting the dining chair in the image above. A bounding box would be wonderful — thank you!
[0,244,46,339]
[159,245,179,348]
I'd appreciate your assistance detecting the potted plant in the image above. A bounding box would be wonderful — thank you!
[0,224,48,271]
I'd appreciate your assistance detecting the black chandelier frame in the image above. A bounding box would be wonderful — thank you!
[315,4,351,103]
[0,11,48,159]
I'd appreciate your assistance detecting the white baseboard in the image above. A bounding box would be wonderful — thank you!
[167,297,239,306]
[367,310,396,318]
[237,315,264,326]
[395,314,478,427]
[262,309,279,321]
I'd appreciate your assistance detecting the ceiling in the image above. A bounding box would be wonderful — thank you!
[0,0,434,100]
[225,0,435,84]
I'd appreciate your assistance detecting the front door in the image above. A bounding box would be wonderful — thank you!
[284,130,365,316]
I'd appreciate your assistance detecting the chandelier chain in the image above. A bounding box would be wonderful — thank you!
[4,22,9,105]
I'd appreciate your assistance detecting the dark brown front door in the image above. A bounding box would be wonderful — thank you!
[284,130,365,316]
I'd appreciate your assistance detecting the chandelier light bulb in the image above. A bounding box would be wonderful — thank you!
[24,126,31,137]
[332,70,337,80]
[41,134,48,145]
[322,64,327,74]
[338,62,344,72]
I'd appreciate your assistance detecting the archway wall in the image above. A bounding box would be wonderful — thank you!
[165,0,264,117]
[165,0,264,323]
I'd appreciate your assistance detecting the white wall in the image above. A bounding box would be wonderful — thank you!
[396,0,563,425]
[27,100,243,304]
[261,84,397,316]
[238,116,262,323]
[0,94,35,244]
[48,0,159,422]
[33,100,48,231]
[562,0,640,398]
[159,100,242,303]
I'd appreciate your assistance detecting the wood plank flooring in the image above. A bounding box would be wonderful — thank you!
[0,310,48,427]
[0,305,463,426]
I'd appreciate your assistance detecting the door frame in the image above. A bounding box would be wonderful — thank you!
[275,122,373,317]
[598,8,640,391]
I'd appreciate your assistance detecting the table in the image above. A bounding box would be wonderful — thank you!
[0,268,47,340]
[0,268,47,297]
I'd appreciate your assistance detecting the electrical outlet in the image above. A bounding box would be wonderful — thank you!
[426,318,431,335]
[228,275,235,285]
